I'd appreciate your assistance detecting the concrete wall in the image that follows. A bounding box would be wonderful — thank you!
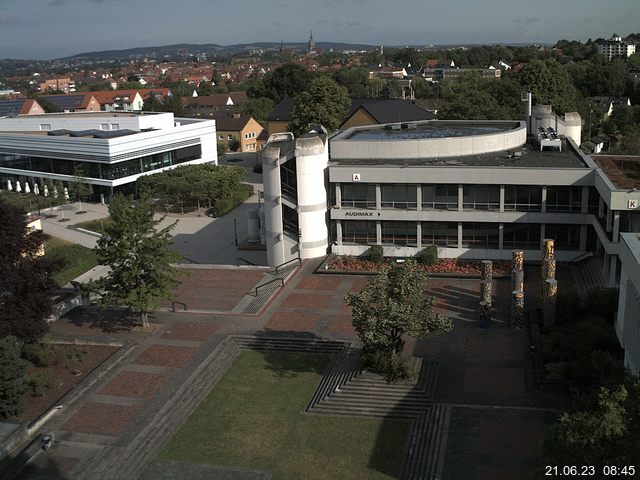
[616,233,640,375]
[330,121,526,160]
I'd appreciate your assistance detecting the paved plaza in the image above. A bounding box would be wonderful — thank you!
[10,259,572,480]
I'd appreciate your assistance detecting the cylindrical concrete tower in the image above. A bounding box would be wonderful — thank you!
[295,136,329,260]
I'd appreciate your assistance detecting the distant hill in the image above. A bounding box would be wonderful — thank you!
[61,41,378,61]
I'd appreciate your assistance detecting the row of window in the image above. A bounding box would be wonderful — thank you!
[244,132,257,139]
[340,221,581,250]
[0,145,201,181]
[340,184,590,213]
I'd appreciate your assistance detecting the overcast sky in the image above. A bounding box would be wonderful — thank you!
[0,0,638,60]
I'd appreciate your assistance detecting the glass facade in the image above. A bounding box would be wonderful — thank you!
[504,186,542,212]
[463,185,500,211]
[546,186,582,213]
[280,158,297,199]
[503,223,541,250]
[342,184,376,208]
[342,220,377,244]
[381,184,417,209]
[422,185,458,210]
[462,223,500,249]
[381,221,417,245]
[545,224,580,250]
[0,144,201,181]
[282,204,299,239]
[422,222,458,247]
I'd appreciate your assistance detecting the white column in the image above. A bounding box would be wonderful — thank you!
[335,183,341,208]
[375,184,381,210]
[609,255,618,287]
[499,223,504,250]
[541,186,547,213]
[579,224,587,251]
[416,222,422,249]
[416,184,422,211]
[458,184,463,211]
[540,223,546,250]
[376,221,381,244]
[613,212,620,242]
[499,185,505,213]
[336,220,342,246]
[457,222,463,248]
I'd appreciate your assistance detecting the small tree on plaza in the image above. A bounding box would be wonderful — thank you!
[72,164,91,213]
[90,194,182,328]
[345,259,453,381]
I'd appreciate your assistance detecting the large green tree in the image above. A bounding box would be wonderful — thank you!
[544,379,640,467]
[345,260,453,377]
[288,77,350,136]
[0,200,61,342]
[90,194,182,328]
[519,59,578,114]
[262,63,312,104]
[0,336,27,419]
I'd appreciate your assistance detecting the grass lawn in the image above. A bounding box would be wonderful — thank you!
[75,217,112,235]
[44,236,98,286]
[159,351,411,480]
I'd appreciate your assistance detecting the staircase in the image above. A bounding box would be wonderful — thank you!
[572,256,607,302]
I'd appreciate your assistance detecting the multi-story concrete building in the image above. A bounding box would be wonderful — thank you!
[39,78,75,94]
[0,112,216,199]
[597,34,636,61]
[261,111,640,373]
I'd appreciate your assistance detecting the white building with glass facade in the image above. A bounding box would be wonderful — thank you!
[0,112,217,199]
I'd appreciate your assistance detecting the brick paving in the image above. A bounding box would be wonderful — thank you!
[265,311,322,332]
[170,268,266,311]
[160,320,219,341]
[133,345,197,369]
[14,259,576,480]
[99,371,173,399]
[62,403,142,436]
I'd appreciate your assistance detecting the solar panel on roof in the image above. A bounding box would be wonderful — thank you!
[42,95,85,109]
[0,99,26,116]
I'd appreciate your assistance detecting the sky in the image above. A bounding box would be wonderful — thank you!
[0,0,638,60]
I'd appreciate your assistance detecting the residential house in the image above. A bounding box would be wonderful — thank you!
[214,113,263,153]
[39,78,75,94]
[0,98,45,117]
[597,34,636,61]
[182,92,248,117]
[40,94,101,112]
[91,90,144,111]
[587,96,632,119]
[266,97,435,136]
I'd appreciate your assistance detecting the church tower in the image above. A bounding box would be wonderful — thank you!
[308,30,316,54]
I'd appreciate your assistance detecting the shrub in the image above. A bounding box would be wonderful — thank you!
[418,245,438,265]
[26,371,52,397]
[584,289,618,324]
[369,245,384,264]
[361,348,414,383]
[22,339,58,367]
[217,142,228,156]
[214,183,254,216]
[0,336,27,418]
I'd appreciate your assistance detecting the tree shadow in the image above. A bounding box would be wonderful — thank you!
[251,330,337,378]
[1,442,73,480]
[368,417,415,479]
[63,306,138,333]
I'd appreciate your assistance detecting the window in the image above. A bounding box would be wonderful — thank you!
[227,135,233,141]
[463,185,500,210]
[502,224,541,250]
[422,222,458,247]
[342,220,377,245]
[381,184,417,209]
[422,184,458,210]
[280,158,297,198]
[545,224,580,250]
[461,223,500,249]
[381,221,417,245]
[111,123,119,130]
[40,124,51,131]
[341,184,376,208]
[546,186,582,213]
[504,186,542,212]
[282,204,299,239]
[218,134,223,140]
[100,124,109,130]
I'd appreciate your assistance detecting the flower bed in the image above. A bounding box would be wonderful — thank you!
[328,256,511,276]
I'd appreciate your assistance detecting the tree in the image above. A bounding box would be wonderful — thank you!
[333,67,370,98]
[72,164,91,213]
[90,194,182,328]
[262,63,312,103]
[228,137,241,152]
[238,97,275,125]
[518,59,577,114]
[544,379,640,467]
[345,260,453,379]
[0,336,27,419]
[288,77,350,136]
[0,200,62,342]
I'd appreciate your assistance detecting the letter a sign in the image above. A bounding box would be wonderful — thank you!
[352,173,361,182]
